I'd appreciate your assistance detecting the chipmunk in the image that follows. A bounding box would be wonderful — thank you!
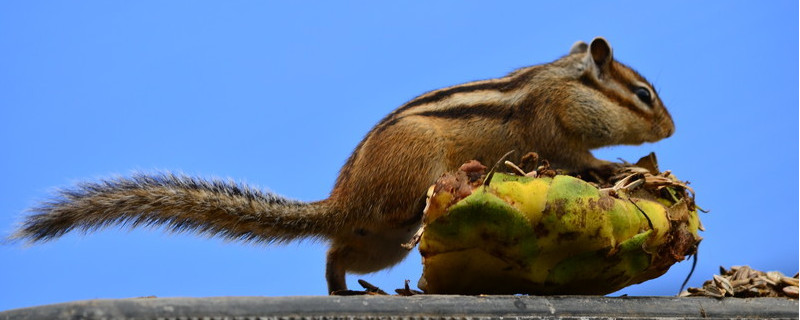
[10,37,674,294]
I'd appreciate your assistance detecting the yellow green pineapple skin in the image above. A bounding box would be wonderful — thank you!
[419,173,700,295]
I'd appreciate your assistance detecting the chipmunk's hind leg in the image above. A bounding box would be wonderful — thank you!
[325,246,348,294]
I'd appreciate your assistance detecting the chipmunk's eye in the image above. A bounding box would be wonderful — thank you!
[634,86,652,105]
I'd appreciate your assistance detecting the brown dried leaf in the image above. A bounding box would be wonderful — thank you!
[783,286,799,298]
[686,265,798,299]
[633,152,660,175]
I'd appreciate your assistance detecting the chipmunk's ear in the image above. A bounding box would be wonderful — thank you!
[589,37,613,68]
[569,41,588,55]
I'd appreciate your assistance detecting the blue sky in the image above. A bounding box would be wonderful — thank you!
[1,1,797,311]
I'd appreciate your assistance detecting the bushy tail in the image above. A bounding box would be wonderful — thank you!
[11,173,334,244]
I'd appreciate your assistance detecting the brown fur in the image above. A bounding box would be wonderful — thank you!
[11,37,674,294]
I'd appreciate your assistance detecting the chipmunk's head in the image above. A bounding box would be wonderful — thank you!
[553,37,674,149]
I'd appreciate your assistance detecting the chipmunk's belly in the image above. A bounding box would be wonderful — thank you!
[344,223,421,274]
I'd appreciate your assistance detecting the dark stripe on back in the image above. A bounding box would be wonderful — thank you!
[404,80,514,110]
[416,103,513,121]
[371,102,516,140]
[380,66,541,125]
[406,66,541,109]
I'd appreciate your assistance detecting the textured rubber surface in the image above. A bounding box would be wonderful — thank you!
[1,295,797,320]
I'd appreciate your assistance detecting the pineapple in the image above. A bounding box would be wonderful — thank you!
[417,154,701,295]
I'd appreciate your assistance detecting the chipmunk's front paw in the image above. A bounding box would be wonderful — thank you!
[578,161,623,184]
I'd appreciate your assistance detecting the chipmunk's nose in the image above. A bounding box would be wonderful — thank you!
[659,113,675,138]
[649,120,674,142]
[664,123,675,138]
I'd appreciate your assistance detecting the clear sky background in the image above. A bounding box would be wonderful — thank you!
[1,1,797,311]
